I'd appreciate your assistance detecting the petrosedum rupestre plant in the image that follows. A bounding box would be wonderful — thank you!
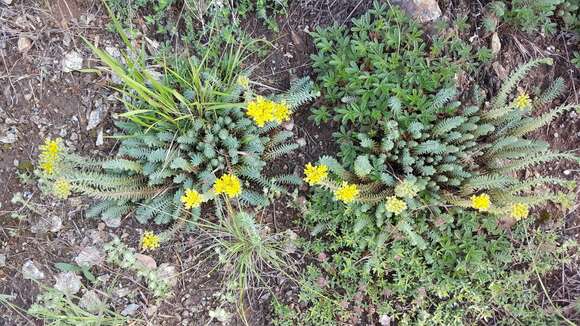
[307,58,578,220]
[37,71,318,225]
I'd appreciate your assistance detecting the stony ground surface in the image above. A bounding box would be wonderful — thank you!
[0,0,578,325]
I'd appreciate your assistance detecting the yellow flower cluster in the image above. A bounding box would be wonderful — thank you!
[237,75,250,88]
[385,196,407,215]
[214,174,242,198]
[335,182,359,204]
[514,93,531,110]
[304,163,328,186]
[511,203,529,220]
[39,138,62,175]
[141,231,160,250]
[471,193,491,212]
[181,188,203,209]
[246,96,291,127]
[394,180,419,198]
[53,178,71,199]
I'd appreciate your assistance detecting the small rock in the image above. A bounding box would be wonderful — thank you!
[114,287,130,298]
[563,169,571,176]
[296,138,306,147]
[54,272,82,295]
[0,254,5,267]
[101,216,121,228]
[62,33,72,47]
[86,99,107,131]
[105,46,121,58]
[62,51,83,72]
[379,314,391,326]
[135,254,157,270]
[95,128,104,146]
[79,290,105,313]
[391,0,441,23]
[0,127,18,144]
[282,120,294,131]
[74,246,104,268]
[146,305,158,316]
[22,260,45,280]
[208,307,232,324]
[156,263,178,287]
[492,62,508,80]
[145,68,162,82]
[491,32,501,56]
[31,215,62,233]
[121,303,140,316]
[17,36,32,53]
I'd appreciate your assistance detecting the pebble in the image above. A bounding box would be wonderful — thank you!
[135,254,157,270]
[74,246,104,268]
[379,314,392,326]
[101,216,121,228]
[0,127,18,144]
[0,254,6,267]
[282,120,294,131]
[17,36,32,53]
[79,290,105,313]
[96,128,104,146]
[121,303,140,316]
[22,260,45,280]
[156,263,178,287]
[31,215,63,233]
[87,99,107,130]
[54,271,82,295]
[62,51,83,72]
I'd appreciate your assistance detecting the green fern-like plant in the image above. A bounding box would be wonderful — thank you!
[320,58,577,214]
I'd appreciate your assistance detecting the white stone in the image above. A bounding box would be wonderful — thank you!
[54,272,82,295]
[74,246,104,268]
[62,51,83,72]
[22,260,45,280]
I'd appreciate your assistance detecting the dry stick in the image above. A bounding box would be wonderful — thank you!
[341,0,365,27]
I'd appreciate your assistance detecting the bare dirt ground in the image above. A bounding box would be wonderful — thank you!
[0,0,578,325]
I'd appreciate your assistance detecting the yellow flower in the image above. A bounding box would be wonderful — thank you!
[335,182,359,204]
[304,163,328,186]
[471,193,491,212]
[181,188,203,209]
[214,174,242,198]
[39,138,63,175]
[385,196,407,215]
[40,160,55,175]
[246,96,291,127]
[246,96,274,127]
[237,75,250,88]
[514,93,531,110]
[272,102,291,123]
[141,231,160,250]
[53,178,71,199]
[395,180,419,198]
[511,203,529,220]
